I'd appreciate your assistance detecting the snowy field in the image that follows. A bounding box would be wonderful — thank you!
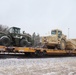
[0,57,76,75]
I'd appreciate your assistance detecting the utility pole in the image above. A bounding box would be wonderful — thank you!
[68,28,69,39]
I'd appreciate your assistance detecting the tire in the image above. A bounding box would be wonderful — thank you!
[20,39,28,47]
[0,36,10,46]
[60,40,66,50]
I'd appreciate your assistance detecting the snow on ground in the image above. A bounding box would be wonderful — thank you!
[0,57,76,75]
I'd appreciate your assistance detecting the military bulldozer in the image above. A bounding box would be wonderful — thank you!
[0,27,32,47]
[41,29,66,50]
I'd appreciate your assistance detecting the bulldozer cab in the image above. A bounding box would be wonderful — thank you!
[51,29,62,39]
[8,27,21,38]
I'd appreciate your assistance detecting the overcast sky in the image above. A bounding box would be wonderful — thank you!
[0,0,76,38]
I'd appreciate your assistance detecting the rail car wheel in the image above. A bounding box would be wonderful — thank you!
[30,53,36,57]
[24,52,30,57]
[34,50,39,57]
[39,52,44,57]
[43,50,47,56]
[35,50,44,57]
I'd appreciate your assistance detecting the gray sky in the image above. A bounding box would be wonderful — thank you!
[0,0,76,38]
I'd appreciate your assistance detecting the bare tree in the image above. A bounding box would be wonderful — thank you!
[0,24,9,33]
[32,32,40,47]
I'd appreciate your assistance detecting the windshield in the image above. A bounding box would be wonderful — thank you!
[9,28,20,34]
[9,28,14,33]
[51,30,56,35]
[58,31,62,35]
[14,28,20,34]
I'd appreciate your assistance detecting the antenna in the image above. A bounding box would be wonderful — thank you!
[68,28,69,39]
